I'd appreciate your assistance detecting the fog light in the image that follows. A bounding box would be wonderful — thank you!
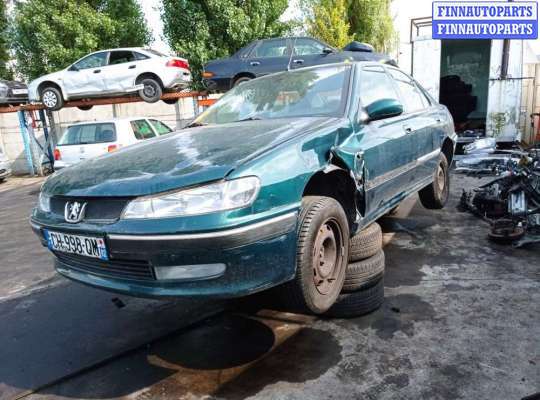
[154,263,226,281]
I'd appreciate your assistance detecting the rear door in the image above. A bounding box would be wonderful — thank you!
[101,50,140,93]
[56,123,117,165]
[387,67,439,183]
[148,119,173,135]
[245,39,291,77]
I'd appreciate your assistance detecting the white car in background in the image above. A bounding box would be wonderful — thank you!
[0,147,12,182]
[28,48,191,111]
[53,117,173,170]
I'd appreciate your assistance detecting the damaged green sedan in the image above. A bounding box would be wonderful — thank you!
[31,62,455,314]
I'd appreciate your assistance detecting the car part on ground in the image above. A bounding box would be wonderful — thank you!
[343,249,385,292]
[0,79,29,106]
[458,146,540,247]
[419,153,450,209]
[324,277,384,318]
[276,196,349,314]
[349,222,382,261]
[203,36,397,92]
[28,48,191,110]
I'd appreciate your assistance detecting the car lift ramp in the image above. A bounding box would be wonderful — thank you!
[0,91,217,176]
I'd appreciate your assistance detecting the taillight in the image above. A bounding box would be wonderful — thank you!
[107,145,117,153]
[166,59,189,70]
[53,148,61,160]
[202,71,214,78]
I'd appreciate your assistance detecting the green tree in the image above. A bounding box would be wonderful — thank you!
[347,0,395,53]
[307,0,354,48]
[11,0,150,80]
[303,0,395,53]
[0,0,12,79]
[162,0,293,89]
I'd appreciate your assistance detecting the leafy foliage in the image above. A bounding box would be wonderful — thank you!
[0,0,12,79]
[306,0,354,48]
[303,0,396,52]
[11,0,150,80]
[161,0,293,89]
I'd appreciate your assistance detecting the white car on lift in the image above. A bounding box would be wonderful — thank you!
[28,48,191,111]
[53,117,173,169]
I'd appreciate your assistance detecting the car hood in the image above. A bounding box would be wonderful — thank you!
[43,117,341,197]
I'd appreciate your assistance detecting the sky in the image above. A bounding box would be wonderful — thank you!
[139,0,540,58]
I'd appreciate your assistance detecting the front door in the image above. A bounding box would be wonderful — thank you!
[63,52,109,97]
[245,39,291,77]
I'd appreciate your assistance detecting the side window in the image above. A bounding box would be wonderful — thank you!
[387,69,427,113]
[73,52,108,70]
[293,38,325,55]
[149,119,172,135]
[131,120,156,140]
[108,51,136,65]
[252,39,289,58]
[359,66,400,107]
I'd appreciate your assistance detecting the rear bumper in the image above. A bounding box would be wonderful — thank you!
[30,212,298,298]
[203,77,232,92]
[161,69,192,89]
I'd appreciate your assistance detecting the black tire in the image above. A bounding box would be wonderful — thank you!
[343,250,385,292]
[138,78,162,103]
[277,196,349,314]
[77,105,93,111]
[162,98,179,105]
[349,222,382,262]
[419,153,450,210]
[40,87,64,111]
[324,277,384,318]
[233,76,252,87]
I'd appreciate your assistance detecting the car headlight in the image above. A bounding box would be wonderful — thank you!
[122,176,260,219]
[38,192,51,212]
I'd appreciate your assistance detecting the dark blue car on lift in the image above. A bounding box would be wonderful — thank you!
[202,36,397,92]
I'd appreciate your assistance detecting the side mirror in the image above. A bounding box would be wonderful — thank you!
[68,64,79,72]
[322,47,334,55]
[365,98,403,122]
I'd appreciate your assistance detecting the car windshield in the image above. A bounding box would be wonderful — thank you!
[193,65,351,125]
[58,123,116,145]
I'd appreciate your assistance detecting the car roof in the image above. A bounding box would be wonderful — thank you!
[66,117,156,127]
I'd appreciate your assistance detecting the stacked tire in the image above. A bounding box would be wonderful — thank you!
[324,222,385,318]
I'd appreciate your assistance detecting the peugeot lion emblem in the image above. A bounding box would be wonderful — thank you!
[64,201,87,223]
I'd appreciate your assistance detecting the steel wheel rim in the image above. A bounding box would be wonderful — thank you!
[436,163,446,195]
[143,84,156,97]
[312,218,343,295]
[42,91,57,108]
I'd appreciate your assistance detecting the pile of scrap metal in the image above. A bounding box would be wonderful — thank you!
[457,146,540,247]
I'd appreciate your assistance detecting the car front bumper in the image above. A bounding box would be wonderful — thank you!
[30,212,298,298]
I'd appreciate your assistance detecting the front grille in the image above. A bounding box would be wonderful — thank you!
[51,197,131,222]
[55,252,155,281]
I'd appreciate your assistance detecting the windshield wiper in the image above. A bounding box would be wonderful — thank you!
[234,116,264,122]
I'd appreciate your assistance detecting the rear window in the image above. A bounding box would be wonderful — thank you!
[58,123,116,145]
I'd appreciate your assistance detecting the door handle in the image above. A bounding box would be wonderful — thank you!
[293,59,304,64]
[404,126,413,134]
[435,118,442,123]
[93,69,101,73]
[250,61,260,66]
[128,65,136,69]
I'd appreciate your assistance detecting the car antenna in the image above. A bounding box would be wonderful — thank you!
[287,38,297,71]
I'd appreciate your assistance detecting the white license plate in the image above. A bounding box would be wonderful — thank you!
[12,89,28,95]
[45,230,108,260]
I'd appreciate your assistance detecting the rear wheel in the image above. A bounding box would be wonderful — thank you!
[419,153,449,209]
[277,196,349,314]
[162,98,179,105]
[138,78,162,103]
[40,87,63,111]
[233,76,252,87]
[77,105,93,111]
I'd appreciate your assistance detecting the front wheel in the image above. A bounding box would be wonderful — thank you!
[277,196,349,314]
[138,78,162,103]
[419,153,450,209]
[41,87,64,111]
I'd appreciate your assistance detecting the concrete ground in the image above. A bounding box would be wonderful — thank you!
[1,174,539,400]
